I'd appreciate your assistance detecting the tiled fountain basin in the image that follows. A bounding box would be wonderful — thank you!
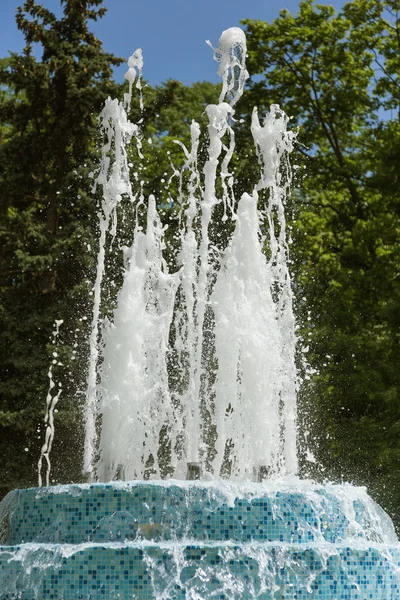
[1,540,400,599]
[1,480,399,599]
[0,480,395,545]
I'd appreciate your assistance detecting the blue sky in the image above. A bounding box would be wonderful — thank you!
[0,0,345,86]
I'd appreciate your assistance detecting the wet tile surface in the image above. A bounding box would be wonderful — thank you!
[1,482,399,599]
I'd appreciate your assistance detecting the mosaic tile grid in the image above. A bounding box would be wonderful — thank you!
[1,482,400,599]
[0,483,387,546]
[1,540,400,599]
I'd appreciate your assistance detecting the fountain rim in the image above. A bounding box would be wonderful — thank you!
[1,476,371,498]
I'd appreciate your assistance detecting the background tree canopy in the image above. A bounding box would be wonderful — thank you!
[0,0,399,529]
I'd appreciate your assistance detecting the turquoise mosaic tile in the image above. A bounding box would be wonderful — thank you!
[0,481,393,545]
[1,540,400,599]
[1,481,399,599]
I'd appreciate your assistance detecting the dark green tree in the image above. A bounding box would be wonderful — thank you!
[0,0,123,495]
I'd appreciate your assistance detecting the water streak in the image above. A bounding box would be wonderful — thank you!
[38,319,64,487]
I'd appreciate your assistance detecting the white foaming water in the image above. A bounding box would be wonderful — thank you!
[123,48,143,110]
[211,192,294,478]
[97,196,180,481]
[84,51,142,477]
[207,26,249,106]
[88,28,297,482]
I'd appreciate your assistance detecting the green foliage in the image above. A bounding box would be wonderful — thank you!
[242,0,400,528]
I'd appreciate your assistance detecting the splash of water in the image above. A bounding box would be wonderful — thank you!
[88,28,297,482]
[38,319,64,487]
[206,26,249,106]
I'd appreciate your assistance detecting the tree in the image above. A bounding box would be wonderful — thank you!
[242,0,400,528]
[0,0,123,495]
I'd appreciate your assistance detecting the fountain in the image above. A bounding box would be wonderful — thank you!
[0,28,399,599]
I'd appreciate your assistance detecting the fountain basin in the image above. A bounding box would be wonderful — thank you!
[1,480,399,598]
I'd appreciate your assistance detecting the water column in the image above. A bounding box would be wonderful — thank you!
[96,197,179,481]
[251,105,298,474]
[83,50,143,479]
[178,28,249,472]
[91,28,297,482]
[211,107,298,479]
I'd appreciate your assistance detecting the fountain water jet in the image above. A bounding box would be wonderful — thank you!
[93,27,297,483]
[0,27,399,600]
